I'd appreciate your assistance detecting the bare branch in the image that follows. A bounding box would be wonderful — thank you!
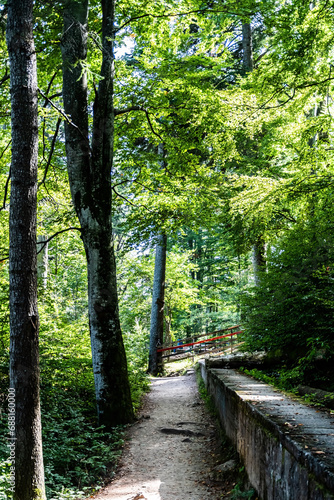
[38,88,90,147]
[0,227,82,262]
[39,117,62,188]
[42,70,61,107]
[112,186,137,207]
[273,210,297,223]
[89,32,103,52]
[36,227,82,254]
[0,140,11,161]
[114,105,164,141]
[0,142,12,211]
[112,186,154,212]
[0,72,9,87]
[145,111,164,142]
[114,105,144,116]
[0,169,11,211]
[46,92,62,102]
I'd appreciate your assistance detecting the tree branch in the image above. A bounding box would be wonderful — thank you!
[112,186,137,207]
[273,210,297,223]
[145,111,164,142]
[112,186,154,212]
[0,227,82,262]
[114,105,164,141]
[0,140,11,161]
[39,117,62,188]
[114,105,144,116]
[38,88,90,147]
[36,227,82,254]
[115,7,240,33]
[42,69,61,107]
[0,72,9,87]
[0,168,11,211]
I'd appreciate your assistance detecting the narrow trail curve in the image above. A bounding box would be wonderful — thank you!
[93,372,226,500]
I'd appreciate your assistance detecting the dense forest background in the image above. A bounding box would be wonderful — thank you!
[1,0,334,498]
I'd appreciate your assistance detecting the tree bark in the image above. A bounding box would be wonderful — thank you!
[6,1,46,498]
[242,23,253,72]
[148,233,167,375]
[61,0,133,427]
[252,237,266,286]
[242,22,266,284]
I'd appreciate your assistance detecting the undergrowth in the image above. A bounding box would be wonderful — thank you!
[0,320,150,500]
[238,364,334,410]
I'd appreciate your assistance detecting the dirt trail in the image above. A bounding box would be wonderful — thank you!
[93,372,230,500]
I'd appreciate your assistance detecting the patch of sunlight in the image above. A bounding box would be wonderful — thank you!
[237,391,282,402]
[106,479,162,499]
[164,357,195,374]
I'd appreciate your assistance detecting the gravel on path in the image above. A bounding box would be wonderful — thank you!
[92,372,235,500]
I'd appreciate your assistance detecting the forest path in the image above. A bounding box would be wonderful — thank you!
[92,372,231,500]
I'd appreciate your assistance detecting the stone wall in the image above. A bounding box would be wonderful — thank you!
[199,360,334,500]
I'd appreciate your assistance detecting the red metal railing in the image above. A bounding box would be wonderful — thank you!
[157,325,243,357]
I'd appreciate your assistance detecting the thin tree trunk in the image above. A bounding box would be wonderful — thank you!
[61,0,133,427]
[242,23,253,72]
[148,234,167,375]
[6,1,46,498]
[37,236,48,288]
[252,238,266,286]
[243,22,266,283]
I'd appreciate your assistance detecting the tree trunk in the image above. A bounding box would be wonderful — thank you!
[61,0,133,427]
[148,234,167,375]
[242,22,266,284]
[242,23,253,72]
[6,1,46,498]
[252,238,266,286]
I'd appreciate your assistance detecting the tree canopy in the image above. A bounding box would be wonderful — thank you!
[1,0,334,496]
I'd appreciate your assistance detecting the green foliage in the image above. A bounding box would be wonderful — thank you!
[230,483,256,500]
[195,366,217,417]
[123,321,150,412]
[0,230,151,499]
[43,407,124,498]
[241,216,334,357]
[2,0,334,495]
[240,367,304,392]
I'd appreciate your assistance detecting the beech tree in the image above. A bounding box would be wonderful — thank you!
[61,0,133,427]
[6,0,46,498]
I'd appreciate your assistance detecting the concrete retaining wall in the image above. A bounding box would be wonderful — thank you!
[199,360,334,500]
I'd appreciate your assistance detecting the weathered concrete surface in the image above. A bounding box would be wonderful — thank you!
[199,361,334,500]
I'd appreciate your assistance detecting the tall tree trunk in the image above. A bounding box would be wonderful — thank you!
[242,22,266,283]
[148,233,167,375]
[6,1,46,498]
[61,0,133,427]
